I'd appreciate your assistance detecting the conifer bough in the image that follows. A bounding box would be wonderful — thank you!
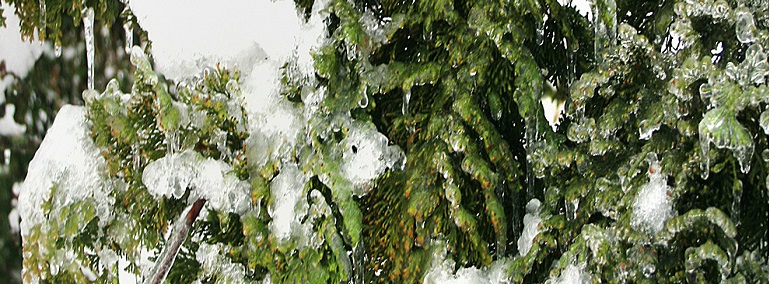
[7,0,769,283]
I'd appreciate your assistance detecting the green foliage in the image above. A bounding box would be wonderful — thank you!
[11,0,770,283]
[2,0,122,46]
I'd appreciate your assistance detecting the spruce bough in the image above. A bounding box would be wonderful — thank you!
[7,0,769,283]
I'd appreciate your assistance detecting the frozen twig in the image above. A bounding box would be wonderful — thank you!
[145,198,206,284]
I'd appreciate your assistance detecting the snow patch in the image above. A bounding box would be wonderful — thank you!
[341,122,405,186]
[518,198,542,256]
[631,154,674,234]
[268,162,309,243]
[128,0,324,81]
[423,241,510,284]
[19,105,113,236]
[547,263,591,284]
[142,149,251,214]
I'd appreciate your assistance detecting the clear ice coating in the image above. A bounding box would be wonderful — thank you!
[82,7,95,90]
[53,43,61,57]
[698,107,754,178]
[593,0,617,64]
[631,153,673,234]
[734,7,756,44]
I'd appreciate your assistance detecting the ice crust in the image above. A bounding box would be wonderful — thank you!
[19,105,113,236]
[142,149,251,215]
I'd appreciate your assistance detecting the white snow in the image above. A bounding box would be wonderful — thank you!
[141,149,251,215]
[19,105,113,236]
[0,104,26,136]
[340,122,405,186]
[631,154,674,234]
[546,263,590,284]
[268,162,309,243]
[518,198,542,256]
[422,241,511,284]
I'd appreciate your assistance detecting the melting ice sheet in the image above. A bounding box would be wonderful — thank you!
[19,105,113,236]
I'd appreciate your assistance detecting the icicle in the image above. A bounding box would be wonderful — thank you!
[83,7,95,90]
[593,0,617,64]
[525,115,539,200]
[53,43,61,58]
[39,0,46,37]
[401,88,411,116]
[122,1,134,54]
[535,14,547,46]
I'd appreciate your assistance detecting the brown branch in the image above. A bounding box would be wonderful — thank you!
[145,198,206,284]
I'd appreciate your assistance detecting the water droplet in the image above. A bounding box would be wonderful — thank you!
[82,7,95,90]
[711,0,730,19]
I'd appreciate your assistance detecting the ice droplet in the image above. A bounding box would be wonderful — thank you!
[54,43,61,58]
[82,7,95,90]
[358,93,369,108]
[760,109,769,135]
[734,8,756,44]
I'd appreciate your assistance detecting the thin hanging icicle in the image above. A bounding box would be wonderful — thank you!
[593,0,617,64]
[83,7,95,90]
[121,0,134,54]
[525,115,539,200]
[401,88,411,116]
[145,199,206,284]
[39,0,46,38]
